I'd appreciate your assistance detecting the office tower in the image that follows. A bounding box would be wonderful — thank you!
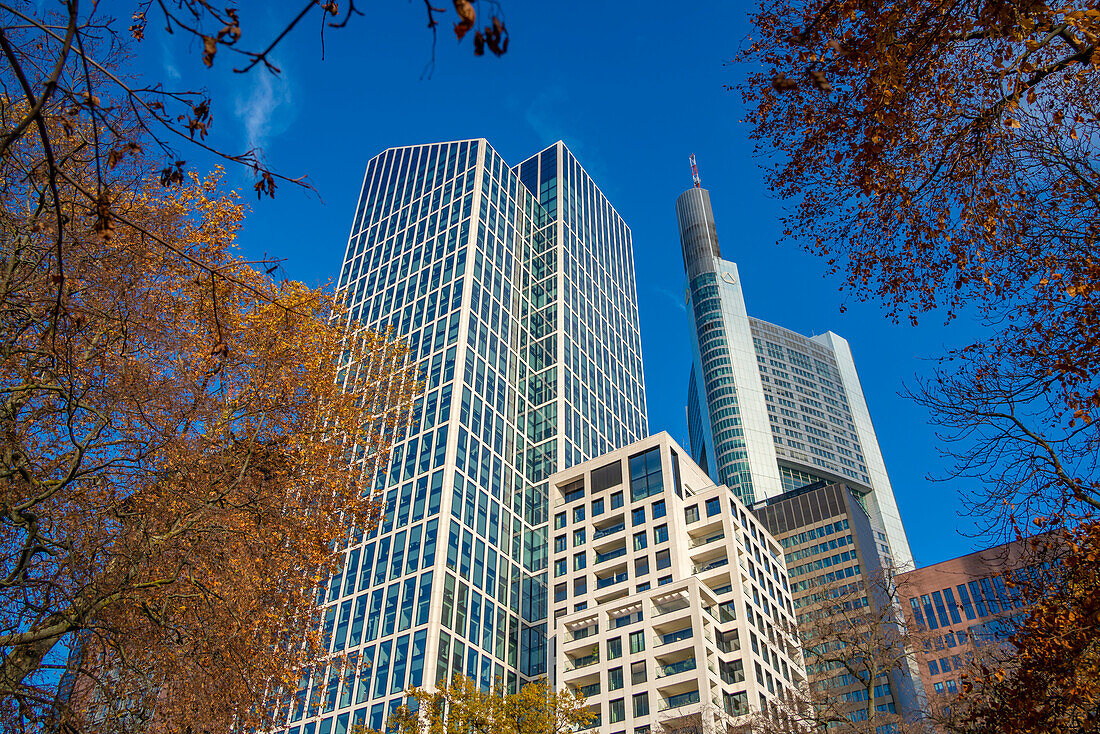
[753,482,927,723]
[677,181,913,568]
[280,139,648,734]
[897,537,1053,719]
[550,433,805,733]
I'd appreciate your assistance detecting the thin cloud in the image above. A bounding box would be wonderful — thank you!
[235,71,294,153]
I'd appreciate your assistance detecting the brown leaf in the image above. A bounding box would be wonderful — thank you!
[453,0,475,40]
[772,73,798,92]
[203,35,217,67]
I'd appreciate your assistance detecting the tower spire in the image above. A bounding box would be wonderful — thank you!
[689,154,701,188]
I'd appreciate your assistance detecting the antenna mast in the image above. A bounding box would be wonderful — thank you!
[689,154,701,188]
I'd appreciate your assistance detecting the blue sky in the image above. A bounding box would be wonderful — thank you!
[147,1,989,567]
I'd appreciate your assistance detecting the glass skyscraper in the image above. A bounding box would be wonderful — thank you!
[281,139,647,734]
[678,184,913,568]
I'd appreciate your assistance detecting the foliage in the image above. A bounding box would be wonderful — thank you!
[0,132,419,732]
[952,521,1100,734]
[755,568,925,734]
[386,677,594,734]
[740,0,1100,530]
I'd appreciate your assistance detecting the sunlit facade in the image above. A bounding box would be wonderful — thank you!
[275,139,647,734]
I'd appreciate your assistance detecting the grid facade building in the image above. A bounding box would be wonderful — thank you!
[550,433,806,734]
[276,139,647,734]
[677,185,913,568]
[753,483,926,724]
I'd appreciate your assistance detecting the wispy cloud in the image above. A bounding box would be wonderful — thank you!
[234,71,294,153]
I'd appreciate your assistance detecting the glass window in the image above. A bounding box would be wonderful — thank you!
[610,698,626,724]
[631,661,647,685]
[607,637,622,660]
[633,693,649,717]
[658,575,672,586]
[684,505,700,524]
[574,552,587,571]
[653,525,669,544]
[706,497,721,517]
[592,498,605,517]
[629,447,663,502]
[608,667,624,691]
[632,507,646,526]
[652,500,666,518]
[635,557,649,577]
[633,532,647,551]
[554,559,567,577]
[629,631,645,654]
[554,535,567,553]
[611,491,624,510]
[573,506,586,523]
[574,529,586,547]
[656,550,671,570]
[555,512,567,530]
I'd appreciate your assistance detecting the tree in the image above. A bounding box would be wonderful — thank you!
[0,146,419,733]
[386,676,594,734]
[946,522,1100,734]
[753,568,927,734]
[739,0,1100,533]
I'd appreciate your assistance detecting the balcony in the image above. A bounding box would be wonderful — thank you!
[657,627,694,647]
[656,658,697,678]
[693,556,730,574]
[570,625,598,642]
[596,571,629,589]
[689,532,725,549]
[595,545,628,565]
[578,683,600,698]
[593,518,626,540]
[565,652,600,671]
[659,689,701,712]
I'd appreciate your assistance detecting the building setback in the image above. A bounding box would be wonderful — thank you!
[550,433,805,734]
[676,182,913,568]
[753,482,926,723]
[278,139,648,734]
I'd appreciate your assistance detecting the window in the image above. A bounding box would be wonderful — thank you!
[629,631,645,654]
[574,577,587,596]
[554,535,566,553]
[633,693,649,717]
[574,529,586,547]
[555,512,566,530]
[592,498,605,517]
[652,500,666,518]
[629,447,663,502]
[658,575,673,586]
[631,661,647,685]
[611,491,624,510]
[656,550,671,570]
[635,557,650,577]
[632,507,646,526]
[929,660,940,676]
[653,525,669,544]
[636,582,650,592]
[554,583,567,602]
[706,497,721,517]
[574,552,587,571]
[564,484,584,504]
[607,637,623,660]
[573,506,586,523]
[554,559,567,577]
[684,505,700,524]
[610,698,626,724]
[633,532,648,551]
[608,667,624,691]
[592,460,623,493]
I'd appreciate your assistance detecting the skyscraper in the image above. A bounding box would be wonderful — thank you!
[281,139,648,734]
[677,182,913,567]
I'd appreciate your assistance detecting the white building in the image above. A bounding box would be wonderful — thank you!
[549,433,805,734]
[677,184,913,568]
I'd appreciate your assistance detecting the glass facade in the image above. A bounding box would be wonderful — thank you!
[276,139,647,734]
[676,184,912,567]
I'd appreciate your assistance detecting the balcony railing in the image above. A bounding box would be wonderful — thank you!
[593,522,625,540]
[653,601,690,618]
[689,533,725,548]
[658,627,693,646]
[659,690,701,711]
[571,625,598,642]
[656,658,697,678]
[693,557,729,574]
[578,683,600,698]
[595,546,627,565]
[565,653,600,671]
[716,636,741,654]
[596,572,629,589]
